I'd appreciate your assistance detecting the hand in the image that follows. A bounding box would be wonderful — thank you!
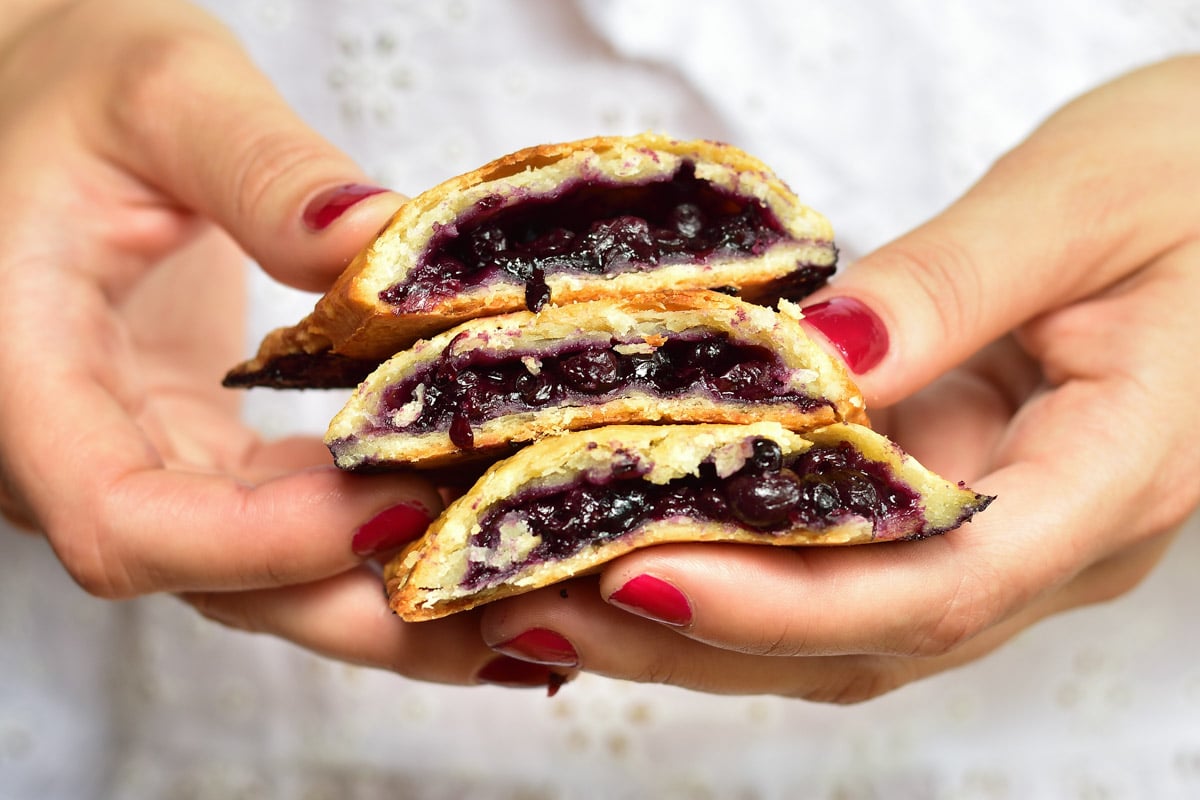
[0,0,552,689]
[475,56,1200,699]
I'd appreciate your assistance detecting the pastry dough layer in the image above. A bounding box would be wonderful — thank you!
[225,133,836,388]
[387,422,992,621]
[326,290,867,469]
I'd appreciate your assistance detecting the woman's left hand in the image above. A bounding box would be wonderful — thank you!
[473,56,1200,700]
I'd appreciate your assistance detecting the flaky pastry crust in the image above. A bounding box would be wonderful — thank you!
[326,290,868,470]
[387,422,991,621]
[225,133,836,388]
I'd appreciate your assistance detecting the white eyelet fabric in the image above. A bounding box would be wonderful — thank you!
[3,2,1200,798]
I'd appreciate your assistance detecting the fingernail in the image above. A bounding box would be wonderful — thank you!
[476,656,566,695]
[351,501,432,557]
[492,628,579,667]
[303,183,388,231]
[801,296,889,374]
[608,574,692,627]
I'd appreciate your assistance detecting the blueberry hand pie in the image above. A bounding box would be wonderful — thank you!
[219,132,993,623]
[325,290,867,470]
[224,133,838,389]
[386,422,993,621]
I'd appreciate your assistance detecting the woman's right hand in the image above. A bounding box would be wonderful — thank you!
[0,0,562,691]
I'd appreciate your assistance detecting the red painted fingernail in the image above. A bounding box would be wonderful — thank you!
[493,628,579,667]
[303,183,388,230]
[801,296,889,374]
[476,656,566,695]
[608,574,692,627]
[351,501,432,557]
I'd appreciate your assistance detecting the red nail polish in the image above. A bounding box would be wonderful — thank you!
[801,296,888,374]
[475,656,559,690]
[493,628,579,667]
[351,501,431,557]
[608,574,692,627]
[303,183,387,231]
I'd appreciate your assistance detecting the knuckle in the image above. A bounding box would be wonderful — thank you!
[884,236,982,348]
[103,26,335,225]
[744,617,809,658]
[113,41,342,228]
[106,31,218,144]
[627,657,682,687]
[48,516,136,600]
[800,660,905,705]
[44,480,150,601]
[907,568,1000,658]
[227,129,333,223]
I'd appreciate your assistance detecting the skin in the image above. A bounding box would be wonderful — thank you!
[480,55,1200,699]
[2,1,1197,699]
[0,0,504,685]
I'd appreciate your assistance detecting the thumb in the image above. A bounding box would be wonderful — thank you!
[800,56,1200,407]
[99,7,403,292]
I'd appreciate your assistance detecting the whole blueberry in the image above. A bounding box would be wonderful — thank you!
[746,437,783,472]
[725,468,802,528]
[558,348,625,393]
[695,485,731,520]
[838,471,880,516]
[800,475,842,518]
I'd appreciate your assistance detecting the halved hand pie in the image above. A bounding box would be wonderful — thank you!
[224,133,838,388]
[325,290,868,470]
[386,422,993,621]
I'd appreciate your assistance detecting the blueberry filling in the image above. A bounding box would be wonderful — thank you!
[221,352,380,389]
[461,438,922,590]
[374,334,828,449]
[379,163,795,312]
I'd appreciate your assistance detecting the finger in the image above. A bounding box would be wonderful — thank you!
[186,568,577,691]
[232,435,343,483]
[799,56,1200,405]
[481,528,1176,701]
[184,567,485,683]
[589,333,1192,663]
[80,0,405,290]
[481,577,922,701]
[592,390,1162,663]
[57,459,441,600]
[0,235,439,600]
[2,335,443,598]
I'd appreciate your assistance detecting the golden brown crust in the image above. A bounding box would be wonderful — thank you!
[386,422,992,621]
[225,133,837,387]
[325,290,868,469]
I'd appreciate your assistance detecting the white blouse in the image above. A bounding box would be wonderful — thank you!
[3,2,1199,798]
